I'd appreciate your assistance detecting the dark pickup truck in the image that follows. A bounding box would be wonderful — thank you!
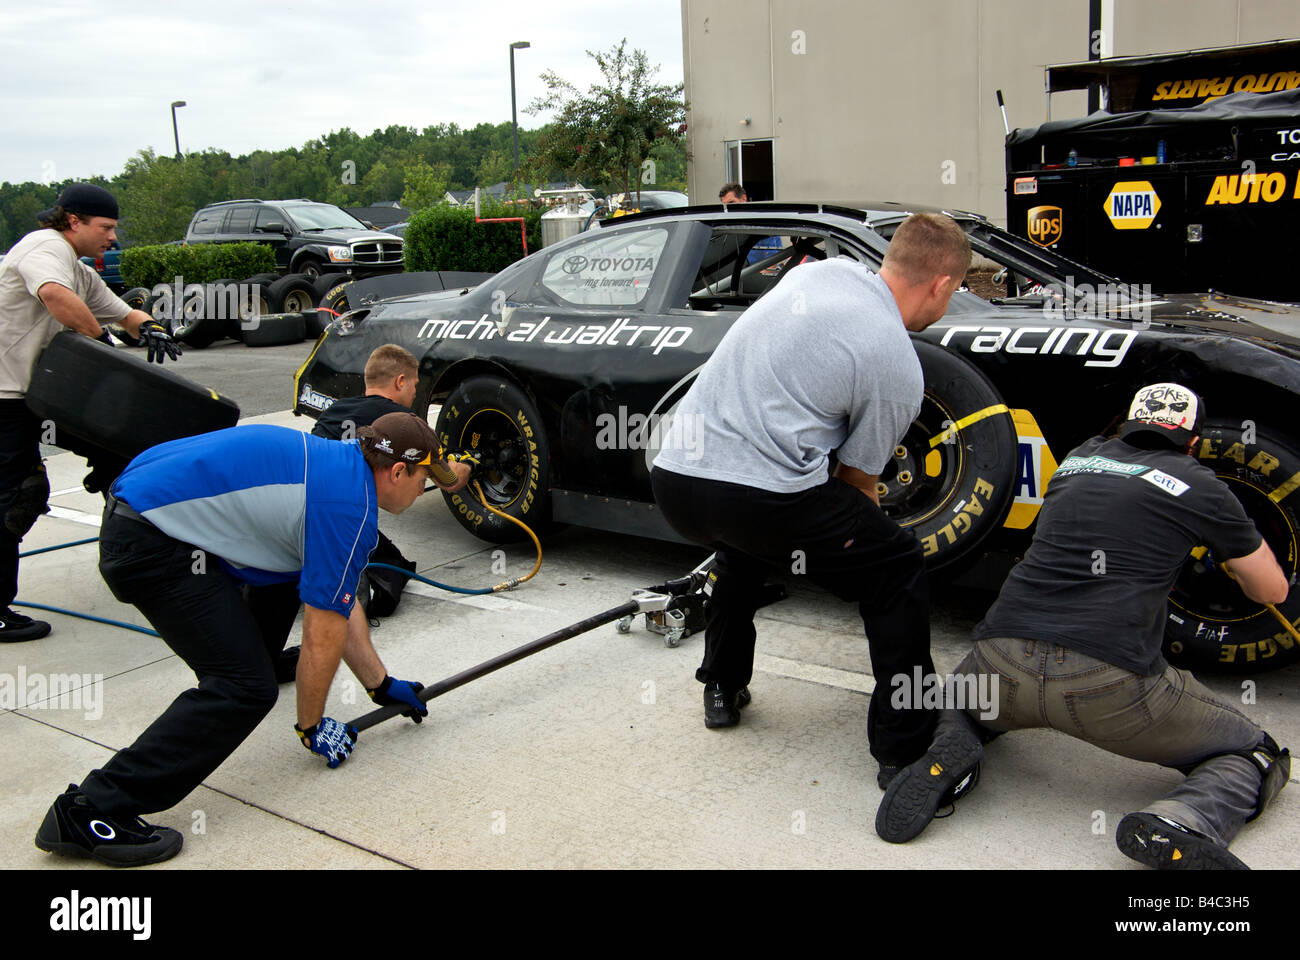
[183,198,404,280]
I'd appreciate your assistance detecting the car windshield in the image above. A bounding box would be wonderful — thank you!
[283,204,369,231]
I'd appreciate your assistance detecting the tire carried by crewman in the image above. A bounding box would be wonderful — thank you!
[435,375,552,542]
[884,339,1019,570]
[1164,418,1300,673]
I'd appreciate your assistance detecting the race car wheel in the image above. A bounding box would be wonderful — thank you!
[120,286,151,312]
[1164,419,1300,673]
[435,376,552,543]
[882,340,1018,569]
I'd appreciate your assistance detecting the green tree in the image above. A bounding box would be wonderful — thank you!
[400,159,452,212]
[525,39,686,200]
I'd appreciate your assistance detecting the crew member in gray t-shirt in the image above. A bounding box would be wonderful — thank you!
[651,213,971,786]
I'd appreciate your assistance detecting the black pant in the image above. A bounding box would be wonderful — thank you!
[81,502,300,818]
[0,399,43,608]
[651,467,937,766]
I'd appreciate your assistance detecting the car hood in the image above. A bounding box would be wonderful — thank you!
[1147,292,1300,355]
[302,227,402,245]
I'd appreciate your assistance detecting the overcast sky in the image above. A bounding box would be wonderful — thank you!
[0,0,685,186]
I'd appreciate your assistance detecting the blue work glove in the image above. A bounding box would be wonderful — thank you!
[137,320,182,364]
[295,717,358,768]
[367,675,428,724]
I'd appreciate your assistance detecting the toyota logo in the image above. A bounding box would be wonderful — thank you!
[562,255,589,274]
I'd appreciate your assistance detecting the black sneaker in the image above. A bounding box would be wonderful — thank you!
[0,607,50,643]
[1116,812,1248,870]
[34,784,183,867]
[703,683,751,728]
[875,719,983,843]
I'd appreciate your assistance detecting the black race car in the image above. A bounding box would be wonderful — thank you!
[293,201,1300,674]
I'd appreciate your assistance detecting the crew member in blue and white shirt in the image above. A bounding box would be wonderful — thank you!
[33,412,470,867]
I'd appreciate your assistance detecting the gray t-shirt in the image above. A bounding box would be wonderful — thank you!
[0,229,130,398]
[653,259,922,493]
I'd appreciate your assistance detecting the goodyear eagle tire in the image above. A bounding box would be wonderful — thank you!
[435,376,552,543]
[320,277,353,316]
[312,272,351,304]
[882,340,1018,569]
[1164,419,1300,673]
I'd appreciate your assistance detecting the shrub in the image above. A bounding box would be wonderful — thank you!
[120,242,276,289]
[402,199,543,274]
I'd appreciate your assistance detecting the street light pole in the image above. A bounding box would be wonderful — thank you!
[510,41,530,176]
[170,100,187,160]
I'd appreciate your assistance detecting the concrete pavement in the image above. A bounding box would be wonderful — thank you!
[4,408,1298,871]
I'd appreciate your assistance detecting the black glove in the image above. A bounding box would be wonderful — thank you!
[366,675,428,723]
[137,320,182,364]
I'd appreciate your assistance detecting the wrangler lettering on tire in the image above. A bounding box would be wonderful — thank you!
[884,340,1019,569]
[1165,419,1300,672]
[435,376,552,543]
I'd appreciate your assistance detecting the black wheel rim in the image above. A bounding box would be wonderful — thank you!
[455,407,528,508]
[1169,476,1298,624]
[879,394,965,526]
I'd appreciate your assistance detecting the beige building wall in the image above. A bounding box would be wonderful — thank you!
[682,0,1300,225]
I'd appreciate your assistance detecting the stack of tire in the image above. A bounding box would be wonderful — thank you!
[118,272,356,350]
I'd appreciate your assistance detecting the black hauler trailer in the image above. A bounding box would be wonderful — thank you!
[1005,42,1300,302]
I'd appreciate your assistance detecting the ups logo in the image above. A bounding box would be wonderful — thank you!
[1027,206,1062,246]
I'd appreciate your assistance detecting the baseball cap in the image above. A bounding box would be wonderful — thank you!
[358,412,458,485]
[37,183,119,223]
[1119,382,1205,445]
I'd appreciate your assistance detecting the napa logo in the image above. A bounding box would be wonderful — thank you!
[1104,181,1161,229]
[1005,410,1058,530]
[1026,206,1062,246]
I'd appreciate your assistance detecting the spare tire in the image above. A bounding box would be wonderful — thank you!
[242,311,306,348]
[319,277,354,316]
[1164,418,1300,673]
[312,272,351,303]
[883,339,1019,569]
[266,275,316,314]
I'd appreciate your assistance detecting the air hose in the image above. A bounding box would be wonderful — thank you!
[12,478,543,630]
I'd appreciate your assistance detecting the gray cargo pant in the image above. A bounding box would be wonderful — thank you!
[951,636,1268,846]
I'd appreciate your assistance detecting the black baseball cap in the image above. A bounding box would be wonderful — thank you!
[37,183,119,223]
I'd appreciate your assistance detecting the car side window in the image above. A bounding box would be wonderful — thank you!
[254,207,285,231]
[688,230,830,309]
[540,227,669,307]
[190,209,226,236]
[226,206,254,234]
